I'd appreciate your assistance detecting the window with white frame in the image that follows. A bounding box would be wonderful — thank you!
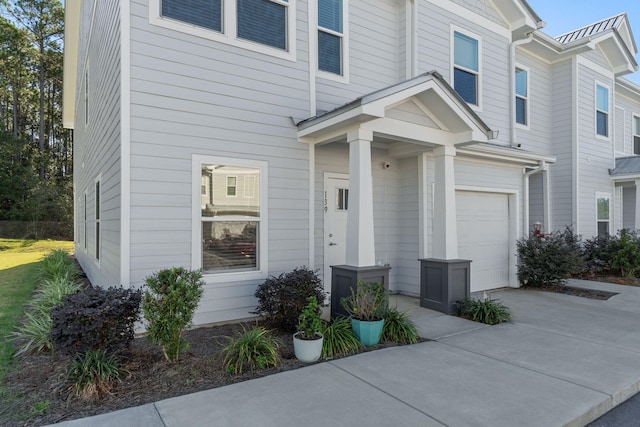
[155,0,294,56]
[83,192,87,250]
[633,115,640,155]
[95,178,100,261]
[198,159,265,273]
[515,67,528,126]
[596,193,610,238]
[453,30,479,106]
[318,0,344,75]
[596,84,609,137]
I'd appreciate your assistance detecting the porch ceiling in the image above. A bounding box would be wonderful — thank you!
[297,71,494,148]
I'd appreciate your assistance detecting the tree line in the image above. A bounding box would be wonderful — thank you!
[0,0,71,230]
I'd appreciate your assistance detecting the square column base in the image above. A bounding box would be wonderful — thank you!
[419,258,471,314]
[330,265,391,319]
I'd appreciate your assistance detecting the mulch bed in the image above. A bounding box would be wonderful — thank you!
[1,321,402,427]
[523,284,618,300]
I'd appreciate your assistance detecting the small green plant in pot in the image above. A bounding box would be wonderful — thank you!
[341,281,388,346]
[293,296,324,362]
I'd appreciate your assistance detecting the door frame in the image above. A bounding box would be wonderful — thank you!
[323,172,349,294]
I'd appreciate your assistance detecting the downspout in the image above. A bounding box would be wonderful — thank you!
[509,33,533,147]
[523,160,548,234]
[307,1,317,269]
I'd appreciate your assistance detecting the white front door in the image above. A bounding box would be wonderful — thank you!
[324,174,349,295]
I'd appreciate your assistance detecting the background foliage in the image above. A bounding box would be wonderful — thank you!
[0,1,71,233]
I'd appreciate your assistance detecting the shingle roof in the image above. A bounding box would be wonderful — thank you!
[555,13,626,44]
[609,156,640,176]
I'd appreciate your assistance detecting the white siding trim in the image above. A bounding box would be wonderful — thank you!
[572,57,579,234]
[121,0,131,285]
[191,155,269,284]
[307,0,317,116]
[148,0,297,62]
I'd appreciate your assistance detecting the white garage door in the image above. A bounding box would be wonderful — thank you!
[456,191,510,292]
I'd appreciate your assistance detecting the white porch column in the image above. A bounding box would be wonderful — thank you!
[432,146,458,259]
[346,129,376,267]
[635,179,640,229]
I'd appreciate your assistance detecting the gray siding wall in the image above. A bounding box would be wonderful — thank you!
[550,59,574,230]
[614,90,640,156]
[396,156,422,296]
[576,64,615,238]
[129,0,312,324]
[73,0,122,288]
[316,0,402,113]
[417,0,511,146]
[528,172,544,231]
[514,50,553,155]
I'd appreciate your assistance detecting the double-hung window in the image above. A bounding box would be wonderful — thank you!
[318,0,344,75]
[633,115,640,155]
[596,84,609,137]
[453,30,480,106]
[155,0,294,58]
[195,156,267,276]
[515,67,528,126]
[596,193,610,238]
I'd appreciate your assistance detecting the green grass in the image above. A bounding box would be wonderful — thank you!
[0,239,73,416]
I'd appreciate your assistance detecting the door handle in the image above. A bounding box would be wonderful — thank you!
[329,242,337,246]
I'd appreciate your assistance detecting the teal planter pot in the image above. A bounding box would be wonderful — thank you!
[351,318,385,346]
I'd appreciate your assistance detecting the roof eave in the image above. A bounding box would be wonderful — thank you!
[63,0,81,130]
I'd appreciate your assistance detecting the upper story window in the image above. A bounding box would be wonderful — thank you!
[596,84,609,137]
[633,115,640,155]
[453,30,480,106]
[152,0,296,60]
[318,0,344,75]
[515,67,528,126]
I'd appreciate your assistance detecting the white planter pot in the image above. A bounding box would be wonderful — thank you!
[293,332,324,363]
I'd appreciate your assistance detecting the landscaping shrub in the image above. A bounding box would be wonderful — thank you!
[253,267,325,332]
[608,229,640,278]
[51,285,142,356]
[382,308,420,344]
[64,349,124,402]
[341,281,388,321]
[516,227,583,287]
[459,295,512,325]
[320,317,362,359]
[581,234,613,275]
[142,267,205,361]
[296,296,322,340]
[222,326,281,374]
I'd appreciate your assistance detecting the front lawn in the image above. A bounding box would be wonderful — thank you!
[0,239,73,419]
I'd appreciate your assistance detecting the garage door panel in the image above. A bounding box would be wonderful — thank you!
[456,191,510,292]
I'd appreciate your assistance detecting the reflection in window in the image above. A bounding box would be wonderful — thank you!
[453,31,479,105]
[201,164,261,272]
[597,194,609,238]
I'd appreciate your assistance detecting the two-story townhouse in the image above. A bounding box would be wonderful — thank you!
[63,0,639,325]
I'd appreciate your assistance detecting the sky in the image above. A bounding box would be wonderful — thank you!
[527,0,640,85]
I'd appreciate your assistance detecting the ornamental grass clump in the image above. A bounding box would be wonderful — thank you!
[381,308,420,344]
[319,317,362,359]
[459,294,512,325]
[64,349,125,402]
[222,326,281,374]
[142,267,204,362]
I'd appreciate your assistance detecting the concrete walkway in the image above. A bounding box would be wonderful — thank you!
[50,279,640,427]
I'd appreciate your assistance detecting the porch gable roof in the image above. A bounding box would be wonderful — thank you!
[297,71,494,147]
[610,156,640,180]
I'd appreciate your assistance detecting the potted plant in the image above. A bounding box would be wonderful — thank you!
[293,296,324,362]
[341,281,388,346]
